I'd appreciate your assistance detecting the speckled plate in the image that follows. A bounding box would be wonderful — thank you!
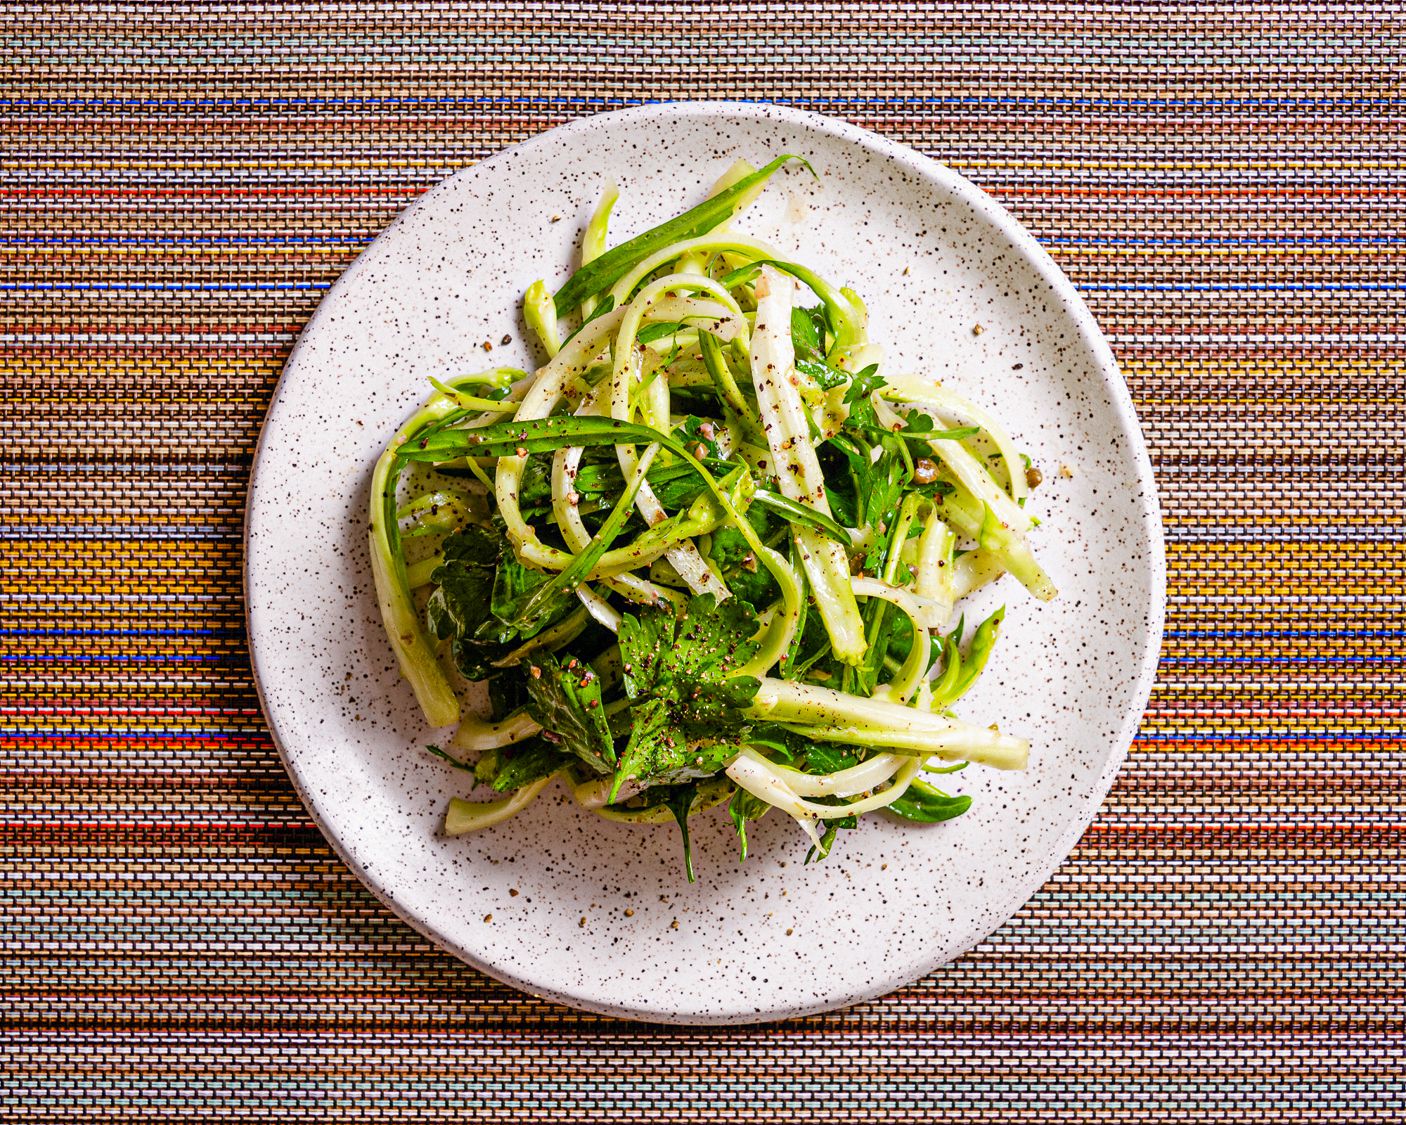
[245,102,1164,1024]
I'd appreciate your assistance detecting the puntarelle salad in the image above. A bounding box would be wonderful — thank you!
[370,156,1056,879]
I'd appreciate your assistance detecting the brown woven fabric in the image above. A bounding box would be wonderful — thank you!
[2,3,1402,1120]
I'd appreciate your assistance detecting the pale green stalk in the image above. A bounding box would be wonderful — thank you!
[444,775,555,834]
[580,180,619,317]
[747,677,1029,770]
[368,393,465,727]
[851,577,930,703]
[880,373,1029,502]
[749,267,865,664]
[449,709,542,752]
[608,234,779,305]
[523,280,561,357]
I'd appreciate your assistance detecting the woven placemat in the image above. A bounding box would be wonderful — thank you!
[3,3,1402,1121]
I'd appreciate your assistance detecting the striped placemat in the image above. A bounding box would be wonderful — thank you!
[3,4,1401,1120]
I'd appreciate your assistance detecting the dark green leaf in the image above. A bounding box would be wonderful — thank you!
[426,527,499,644]
[743,724,807,765]
[706,519,779,607]
[822,479,858,528]
[646,463,711,511]
[802,743,861,775]
[781,591,841,684]
[792,305,851,389]
[488,674,529,722]
[490,737,574,792]
[620,595,760,710]
[619,608,670,699]
[523,653,615,775]
[531,454,707,516]
[663,784,699,883]
[487,554,565,640]
[877,609,943,674]
[887,778,973,823]
[425,527,530,679]
[842,364,887,406]
[791,304,826,361]
[797,357,850,390]
[611,596,763,790]
[674,675,760,733]
[613,700,742,798]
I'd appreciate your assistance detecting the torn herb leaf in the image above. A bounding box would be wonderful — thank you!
[611,595,762,793]
[523,653,615,775]
[613,704,742,799]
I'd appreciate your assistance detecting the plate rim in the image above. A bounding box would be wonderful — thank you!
[245,99,1167,1024]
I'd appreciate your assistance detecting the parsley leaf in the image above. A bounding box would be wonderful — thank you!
[523,653,615,775]
[427,525,587,679]
[426,527,524,678]
[802,743,861,774]
[791,304,827,359]
[616,698,743,788]
[902,409,933,434]
[842,363,887,408]
[611,595,762,797]
[705,504,780,607]
[619,593,760,713]
[791,305,849,390]
[489,552,573,640]
[797,358,850,391]
[893,409,979,442]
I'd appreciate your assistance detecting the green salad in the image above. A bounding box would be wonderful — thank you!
[370,156,1056,877]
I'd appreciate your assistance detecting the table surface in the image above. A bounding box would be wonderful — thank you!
[3,3,1402,1121]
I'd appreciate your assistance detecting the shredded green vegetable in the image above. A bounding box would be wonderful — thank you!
[369,160,1057,878]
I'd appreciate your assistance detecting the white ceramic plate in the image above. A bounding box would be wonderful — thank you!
[246,102,1164,1024]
